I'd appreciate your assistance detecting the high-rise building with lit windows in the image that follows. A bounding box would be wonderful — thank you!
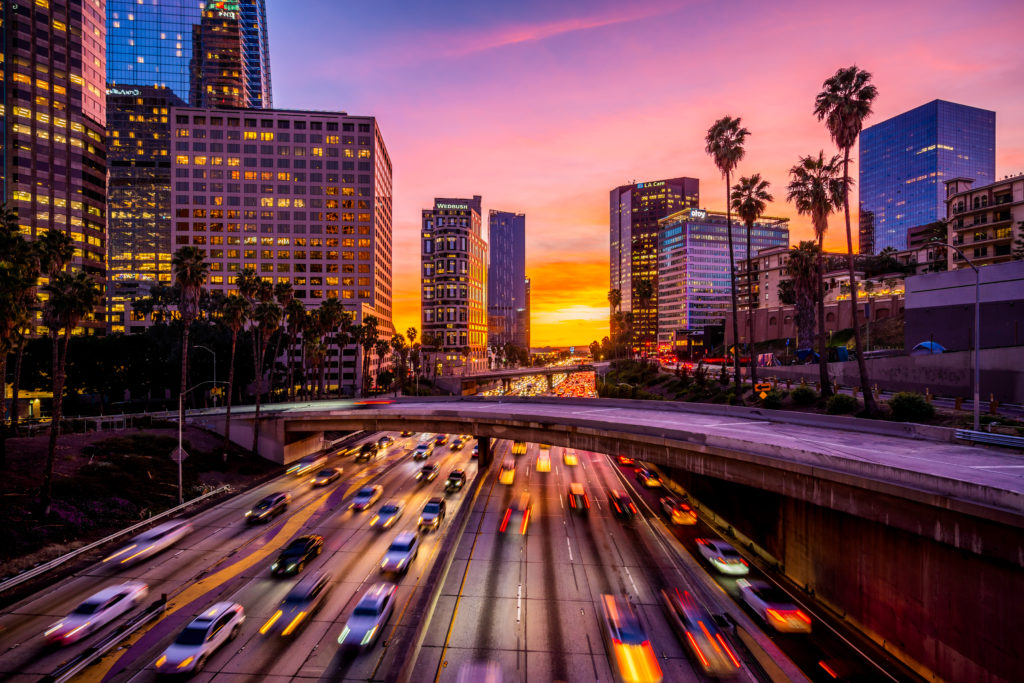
[189,1,247,108]
[421,196,489,376]
[859,100,995,254]
[487,210,526,349]
[169,107,393,393]
[239,0,271,108]
[609,177,699,351]
[1,0,108,334]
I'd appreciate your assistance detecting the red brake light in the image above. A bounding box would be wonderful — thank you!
[520,508,530,534]
[795,610,811,624]
[499,508,511,533]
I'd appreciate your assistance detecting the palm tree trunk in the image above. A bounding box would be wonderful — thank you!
[724,170,742,396]
[223,328,238,457]
[842,149,875,414]
[269,329,284,402]
[10,341,25,437]
[251,334,264,456]
[285,328,294,402]
[745,219,757,386]
[816,237,832,397]
[40,331,67,517]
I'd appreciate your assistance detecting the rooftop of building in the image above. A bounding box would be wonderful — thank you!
[944,172,1024,199]
[658,207,789,227]
[167,105,387,120]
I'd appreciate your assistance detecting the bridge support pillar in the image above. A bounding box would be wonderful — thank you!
[477,436,492,468]
[502,378,511,395]
[545,374,553,391]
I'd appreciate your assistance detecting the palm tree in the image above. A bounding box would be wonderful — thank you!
[316,298,345,398]
[786,241,820,355]
[171,247,209,429]
[406,326,419,393]
[359,315,379,396]
[284,298,305,401]
[268,282,294,400]
[218,294,250,454]
[301,309,322,400]
[607,288,622,337]
[250,300,282,454]
[815,65,879,413]
[390,333,408,395]
[731,174,774,385]
[706,115,749,393]
[787,151,844,396]
[374,339,391,392]
[40,271,102,516]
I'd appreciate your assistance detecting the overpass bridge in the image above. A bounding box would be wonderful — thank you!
[190,396,1022,683]
[435,362,598,394]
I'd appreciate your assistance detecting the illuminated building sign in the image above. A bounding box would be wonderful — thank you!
[436,203,468,210]
[106,88,142,96]
[688,209,707,220]
[636,181,665,189]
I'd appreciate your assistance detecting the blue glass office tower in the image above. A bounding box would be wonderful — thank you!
[240,0,272,108]
[487,211,527,349]
[859,100,994,254]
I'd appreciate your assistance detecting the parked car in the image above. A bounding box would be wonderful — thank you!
[337,583,397,650]
[155,602,244,673]
[103,519,192,566]
[245,492,291,524]
[45,582,149,645]
[418,497,446,532]
[271,535,323,576]
[259,571,332,637]
[737,579,812,633]
[379,531,420,575]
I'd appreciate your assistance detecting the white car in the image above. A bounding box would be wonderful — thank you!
[369,501,405,530]
[695,538,749,576]
[737,579,812,633]
[155,602,245,673]
[379,531,420,574]
[350,485,383,511]
[338,583,396,650]
[44,581,149,645]
[103,519,193,566]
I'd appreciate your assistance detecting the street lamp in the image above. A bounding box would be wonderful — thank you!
[942,242,981,431]
[176,379,228,504]
[193,345,216,406]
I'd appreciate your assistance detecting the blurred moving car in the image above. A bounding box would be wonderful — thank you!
[536,452,551,472]
[379,531,420,575]
[471,444,479,459]
[450,436,465,451]
[418,497,446,532]
[445,469,467,493]
[416,463,440,483]
[350,485,383,511]
[568,482,590,512]
[617,455,635,466]
[456,660,504,683]
[103,519,192,566]
[660,588,741,677]
[400,430,415,437]
[271,535,323,576]
[155,602,244,674]
[310,467,341,487]
[511,440,527,456]
[499,492,532,535]
[412,442,435,460]
[737,579,812,633]
[369,501,405,530]
[377,435,395,448]
[259,571,331,637]
[337,583,396,650]
[659,496,697,526]
[434,434,449,446]
[609,489,638,520]
[498,458,516,485]
[44,581,149,645]
[695,538,749,576]
[635,467,662,488]
[598,594,663,683]
[245,492,291,524]
[563,449,579,466]
[288,454,327,476]
[355,442,381,462]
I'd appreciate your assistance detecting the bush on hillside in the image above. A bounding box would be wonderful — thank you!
[826,393,860,414]
[889,392,935,422]
[791,385,818,406]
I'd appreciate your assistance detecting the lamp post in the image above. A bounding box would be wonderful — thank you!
[193,345,216,406]
[176,379,228,504]
[943,243,981,431]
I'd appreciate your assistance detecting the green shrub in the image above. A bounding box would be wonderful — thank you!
[761,391,784,409]
[791,385,818,406]
[826,393,860,414]
[888,392,935,422]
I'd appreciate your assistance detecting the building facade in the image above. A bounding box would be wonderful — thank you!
[610,177,699,350]
[238,0,271,108]
[169,107,394,391]
[2,0,108,334]
[487,210,526,349]
[859,99,995,254]
[945,174,1024,270]
[189,1,247,108]
[657,208,788,346]
[421,196,488,376]
[521,276,531,350]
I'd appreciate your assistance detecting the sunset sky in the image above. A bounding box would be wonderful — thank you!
[267,0,1024,347]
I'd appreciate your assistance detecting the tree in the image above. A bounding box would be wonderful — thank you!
[317,299,345,398]
[390,333,408,395]
[171,246,209,427]
[269,281,294,400]
[40,272,102,516]
[786,241,820,355]
[218,294,249,455]
[284,298,305,401]
[0,205,34,465]
[406,326,420,393]
[787,151,844,396]
[607,288,622,336]
[731,173,773,385]
[359,315,380,396]
[250,300,282,454]
[815,64,879,414]
[706,115,749,394]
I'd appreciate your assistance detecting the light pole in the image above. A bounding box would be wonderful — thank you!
[944,243,981,431]
[176,379,228,504]
[193,345,216,406]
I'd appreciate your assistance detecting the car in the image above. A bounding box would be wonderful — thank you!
[337,583,396,650]
[450,437,465,451]
[355,442,381,462]
[456,661,504,683]
[377,435,395,448]
[536,452,551,473]
[499,492,532,535]
[659,496,697,525]
[400,430,415,437]
[737,579,812,633]
[434,434,449,446]
[350,485,383,511]
[155,602,244,673]
[412,442,435,460]
[416,463,440,483]
[288,454,327,476]
[563,449,578,466]
[695,538,749,576]
[103,519,193,566]
[660,588,741,677]
[271,535,323,576]
[609,489,638,520]
[44,582,149,645]
[245,492,291,524]
[379,531,420,574]
[471,444,479,458]
[511,440,527,456]
[259,571,332,637]
[310,467,342,487]
[568,482,590,512]
[370,501,405,530]
[418,497,446,532]
[598,594,663,683]
[635,467,662,488]
[445,469,467,493]
[617,455,635,466]
[498,458,516,485]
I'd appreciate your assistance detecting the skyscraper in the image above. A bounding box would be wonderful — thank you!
[610,177,700,351]
[189,1,247,108]
[239,0,272,108]
[421,197,488,376]
[859,99,995,254]
[521,277,531,351]
[487,210,526,349]
[2,0,108,333]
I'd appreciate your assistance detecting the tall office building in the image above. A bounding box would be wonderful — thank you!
[239,0,271,108]
[170,107,394,392]
[487,210,526,349]
[657,208,788,342]
[189,1,247,108]
[2,0,108,334]
[859,99,995,254]
[521,276,531,351]
[610,177,699,350]
[421,196,488,376]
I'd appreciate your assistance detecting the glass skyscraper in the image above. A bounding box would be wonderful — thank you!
[487,210,527,349]
[859,99,995,254]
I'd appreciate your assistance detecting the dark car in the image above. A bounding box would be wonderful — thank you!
[260,571,332,637]
[444,469,467,493]
[608,489,638,520]
[245,492,291,524]
[271,535,323,576]
[377,435,394,448]
[355,442,381,462]
[416,464,440,483]
[434,434,449,446]
[418,497,446,532]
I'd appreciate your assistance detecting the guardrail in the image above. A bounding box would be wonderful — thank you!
[39,595,168,683]
[0,486,231,596]
[955,429,1024,450]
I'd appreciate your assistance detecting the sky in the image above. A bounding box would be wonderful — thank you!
[267,0,1024,347]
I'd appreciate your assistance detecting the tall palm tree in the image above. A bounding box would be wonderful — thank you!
[705,115,749,393]
[787,152,844,396]
[406,326,419,393]
[317,298,344,398]
[283,298,305,401]
[786,241,820,356]
[218,294,250,454]
[731,174,774,385]
[374,339,391,391]
[235,267,262,400]
[815,65,879,413]
[171,247,209,426]
[390,333,407,395]
[359,315,379,396]
[40,272,102,516]
[301,308,323,400]
[607,288,622,337]
[334,310,355,398]
[269,282,294,400]
[250,300,282,454]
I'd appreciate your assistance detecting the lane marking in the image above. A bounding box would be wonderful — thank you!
[566,537,574,563]
[516,584,522,623]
